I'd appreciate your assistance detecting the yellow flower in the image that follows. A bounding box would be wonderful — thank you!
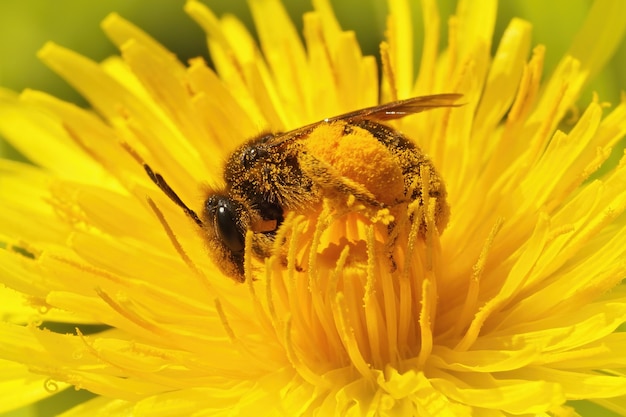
[2,0,626,416]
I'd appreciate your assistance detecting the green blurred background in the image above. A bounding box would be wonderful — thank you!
[1,0,625,160]
[0,1,625,416]
[1,0,625,109]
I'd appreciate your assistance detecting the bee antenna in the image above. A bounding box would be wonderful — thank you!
[143,164,203,227]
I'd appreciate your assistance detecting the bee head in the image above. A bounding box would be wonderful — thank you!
[204,195,246,255]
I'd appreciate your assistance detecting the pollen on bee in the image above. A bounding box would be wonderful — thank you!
[305,123,405,207]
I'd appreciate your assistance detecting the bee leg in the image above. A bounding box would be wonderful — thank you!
[251,231,274,259]
[299,152,385,210]
[251,231,305,273]
[385,221,400,272]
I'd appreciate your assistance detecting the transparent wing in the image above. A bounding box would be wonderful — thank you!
[265,93,463,147]
[325,93,463,122]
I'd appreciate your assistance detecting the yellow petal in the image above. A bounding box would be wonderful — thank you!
[535,0,626,129]
[0,359,69,414]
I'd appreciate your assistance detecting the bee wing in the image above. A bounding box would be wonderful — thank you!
[325,93,464,122]
[265,93,463,147]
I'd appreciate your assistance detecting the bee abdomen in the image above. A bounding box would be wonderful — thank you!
[349,119,450,232]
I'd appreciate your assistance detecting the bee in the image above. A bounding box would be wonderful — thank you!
[145,94,462,282]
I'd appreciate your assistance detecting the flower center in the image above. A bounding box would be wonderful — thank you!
[255,167,447,384]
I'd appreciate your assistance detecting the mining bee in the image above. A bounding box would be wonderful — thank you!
[145,94,462,282]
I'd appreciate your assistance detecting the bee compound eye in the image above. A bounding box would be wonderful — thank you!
[242,146,270,169]
[207,196,245,253]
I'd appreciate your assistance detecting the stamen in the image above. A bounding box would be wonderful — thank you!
[431,95,456,166]
[95,287,160,333]
[308,204,332,289]
[363,225,377,304]
[403,199,424,280]
[320,245,352,362]
[507,64,532,125]
[454,218,503,337]
[547,224,575,243]
[364,225,384,368]
[528,80,568,164]
[268,213,293,309]
[380,41,398,102]
[45,186,87,228]
[454,300,490,352]
[305,208,351,365]
[145,197,213,294]
[119,141,144,166]
[216,295,285,372]
[507,45,544,125]
[420,164,433,271]
[283,315,329,389]
[456,215,550,351]
[286,215,305,284]
[62,123,108,172]
[49,254,123,284]
[75,327,122,373]
[264,256,280,330]
[332,292,373,380]
[406,200,427,355]
[214,297,237,344]
[541,344,609,365]
[414,0,440,92]
[43,378,60,394]
[397,266,414,359]
[377,230,400,366]
[245,231,273,335]
[244,230,254,283]
[446,16,459,86]
[417,278,434,367]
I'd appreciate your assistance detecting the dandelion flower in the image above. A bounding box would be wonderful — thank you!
[2,0,626,416]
